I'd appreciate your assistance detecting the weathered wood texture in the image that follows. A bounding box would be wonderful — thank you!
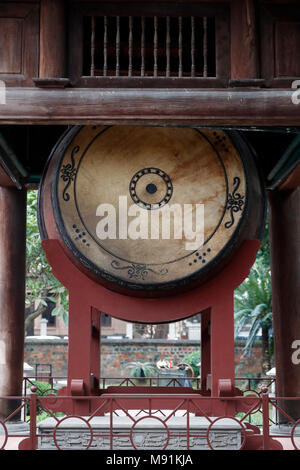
[269,187,300,420]
[0,2,39,86]
[40,0,66,77]
[0,166,15,187]
[0,88,299,126]
[1,0,300,87]
[260,3,300,87]
[279,163,300,191]
[230,0,258,79]
[0,188,26,418]
[68,1,230,87]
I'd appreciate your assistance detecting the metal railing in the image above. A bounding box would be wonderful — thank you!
[1,388,300,450]
[22,375,277,430]
[22,375,276,394]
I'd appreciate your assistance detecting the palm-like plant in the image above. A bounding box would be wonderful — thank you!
[126,362,157,384]
[234,259,273,375]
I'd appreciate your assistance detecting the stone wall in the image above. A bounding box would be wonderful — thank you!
[24,337,265,379]
[24,337,68,376]
[100,339,198,377]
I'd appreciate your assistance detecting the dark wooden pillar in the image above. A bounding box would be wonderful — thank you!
[0,187,27,419]
[230,0,259,79]
[40,0,66,77]
[269,187,300,421]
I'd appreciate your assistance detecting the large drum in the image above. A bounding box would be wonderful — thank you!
[38,126,266,297]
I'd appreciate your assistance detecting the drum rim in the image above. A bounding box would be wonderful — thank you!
[38,125,265,294]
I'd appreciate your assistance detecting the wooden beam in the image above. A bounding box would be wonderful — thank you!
[278,163,300,190]
[0,134,28,189]
[0,165,15,187]
[0,88,299,127]
[267,135,300,190]
[39,0,66,77]
[231,0,259,79]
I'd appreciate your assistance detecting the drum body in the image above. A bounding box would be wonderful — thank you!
[38,126,266,297]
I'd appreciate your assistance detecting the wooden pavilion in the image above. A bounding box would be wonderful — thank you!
[0,0,299,426]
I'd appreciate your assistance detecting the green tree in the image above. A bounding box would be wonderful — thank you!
[234,257,273,375]
[25,191,68,334]
[256,218,270,268]
[182,350,201,377]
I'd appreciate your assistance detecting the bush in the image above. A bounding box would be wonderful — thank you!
[26,380,58,418]
[28,380,57,396]
[182,351,201,377]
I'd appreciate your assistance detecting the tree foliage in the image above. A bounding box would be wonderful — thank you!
[182,351,201,377]
[234,220,273,374]
[25,191,68,332]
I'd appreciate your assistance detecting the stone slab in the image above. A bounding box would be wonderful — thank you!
[270,423,300,436]
[0,420,29,436]
[38,411,242,450]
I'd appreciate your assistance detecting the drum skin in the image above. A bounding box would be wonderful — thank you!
[38,125,266,298]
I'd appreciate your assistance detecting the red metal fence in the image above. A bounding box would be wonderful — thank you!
[22,375,276,394]
[1,379,299,450]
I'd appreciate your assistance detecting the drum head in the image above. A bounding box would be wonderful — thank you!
[42,125,253,294]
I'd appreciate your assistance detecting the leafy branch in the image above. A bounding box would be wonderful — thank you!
[25,191,68,333]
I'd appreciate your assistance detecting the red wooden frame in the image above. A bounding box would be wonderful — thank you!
[42,237,260,416]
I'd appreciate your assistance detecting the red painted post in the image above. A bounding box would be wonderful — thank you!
[110,398,113,450]
[186,399,190,450]
[29,387,38,450]
[261,387,270,450]
[210,295,235,397]
[91,308,101,393]
[201,308,211,392]
[67,294,93,414]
